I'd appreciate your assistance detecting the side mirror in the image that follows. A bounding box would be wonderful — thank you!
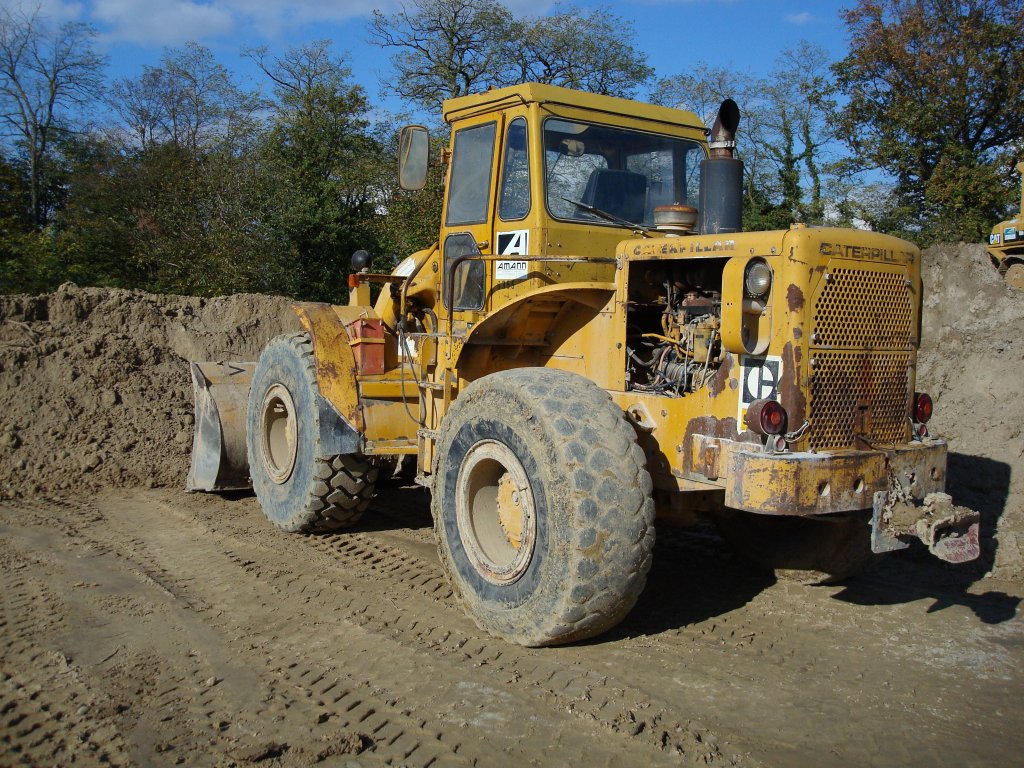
[398,125,430,191]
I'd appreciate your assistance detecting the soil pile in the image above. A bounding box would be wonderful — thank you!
[0,283,297,497]
[0,243,1021,578]
[918,244,1024,579]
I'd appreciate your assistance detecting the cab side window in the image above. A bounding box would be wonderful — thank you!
[446,122,497,226]
[444,233,485,310]
[499,118,530,221]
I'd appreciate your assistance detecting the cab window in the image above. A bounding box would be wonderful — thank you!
[444,233,486,311]
[543,117,703,228]
[446,122,497,226]
[499,118,530,221]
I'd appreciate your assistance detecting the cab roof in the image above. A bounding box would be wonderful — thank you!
[442,82,706,134]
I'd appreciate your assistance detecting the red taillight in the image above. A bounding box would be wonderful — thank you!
[747,399,787,436]
[914,392,933,423]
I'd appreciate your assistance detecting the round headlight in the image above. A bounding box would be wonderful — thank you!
[744,259,772,298]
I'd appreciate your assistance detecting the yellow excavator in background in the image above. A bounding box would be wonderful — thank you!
[987,161,1024,289]
[187,83,980,647]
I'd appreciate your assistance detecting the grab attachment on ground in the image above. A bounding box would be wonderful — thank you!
[871,488,980,564]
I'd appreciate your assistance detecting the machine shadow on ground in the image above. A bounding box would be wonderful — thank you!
[825,450,1021,626]
[608,525,776,641]
[946,451,1013,570]
[832,557,1021,625]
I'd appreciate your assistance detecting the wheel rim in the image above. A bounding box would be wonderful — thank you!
[455,440,536,585]
[260,383,297,484]
[1004,263,1024,290]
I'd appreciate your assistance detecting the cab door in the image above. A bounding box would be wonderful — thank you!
[440,118,502,320]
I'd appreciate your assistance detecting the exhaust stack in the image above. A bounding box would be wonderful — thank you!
[699,99,743,235]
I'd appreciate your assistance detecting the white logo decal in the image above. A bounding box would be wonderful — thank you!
[497,230,529,255]
[496,260,529,281]
[738,355,783,426]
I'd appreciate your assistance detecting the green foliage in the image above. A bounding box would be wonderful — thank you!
[833,0,1024,242]
[652,43,838,230]
[3,2,1022,298]
[250,41,388,301]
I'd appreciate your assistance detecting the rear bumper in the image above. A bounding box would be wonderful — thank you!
[719,439,947,517]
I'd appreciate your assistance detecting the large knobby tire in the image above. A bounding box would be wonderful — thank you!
[714,508,873,584]
[247,333,377,532]
[432,368,656,647]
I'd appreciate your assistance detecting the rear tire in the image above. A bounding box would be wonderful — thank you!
[714,508,872,583]
[433,368,655,646]
[247,333,377,532]
[1002,262,1024,290]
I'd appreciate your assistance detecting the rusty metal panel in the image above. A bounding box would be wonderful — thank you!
[291,302,364,433]
[806,260,917,451]
[808,350,912,450]
[724,448,887,516]
[811,267,914,349]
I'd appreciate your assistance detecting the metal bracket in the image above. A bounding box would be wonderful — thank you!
[870,490,910,554]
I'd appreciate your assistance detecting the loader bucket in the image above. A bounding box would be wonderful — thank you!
[186,361,256,492]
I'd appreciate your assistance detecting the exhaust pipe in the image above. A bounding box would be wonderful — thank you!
[699,99,743,235]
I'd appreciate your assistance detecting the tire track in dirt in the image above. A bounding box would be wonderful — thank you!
[5,494,702,767]
[5,491,1022,767]
[143,491,750,765]
[0,538,130,767]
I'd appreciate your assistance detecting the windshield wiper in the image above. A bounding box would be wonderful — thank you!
[561,197,652,236]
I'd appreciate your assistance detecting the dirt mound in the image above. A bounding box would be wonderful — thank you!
[918,244,1024,579]
[0,283,297,497]
[0,245,1021,578]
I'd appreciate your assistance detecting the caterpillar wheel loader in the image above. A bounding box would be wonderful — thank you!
[188,83,980,647]
[987,161,1024,289]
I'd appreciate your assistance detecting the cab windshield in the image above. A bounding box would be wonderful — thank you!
[543,118,704,228]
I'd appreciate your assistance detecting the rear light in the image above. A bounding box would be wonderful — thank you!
[746,399,787,436]
[913,392,933,424]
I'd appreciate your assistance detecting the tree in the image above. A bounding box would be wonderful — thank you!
[508,5,652,97]
[369,0,653,112]
[0,5,105,227]
[369,0,515,112]
[111,42,259,153]
[833,0,1024,242]
[250,41,387,300]
[94,44,293,297]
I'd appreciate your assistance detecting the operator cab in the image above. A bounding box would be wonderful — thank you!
[398,83,711,316]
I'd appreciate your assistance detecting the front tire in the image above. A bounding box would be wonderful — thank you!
[433,368,655,646]
[247,333,377,532]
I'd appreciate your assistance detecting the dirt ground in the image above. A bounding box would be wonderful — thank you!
[1,244,1023,765]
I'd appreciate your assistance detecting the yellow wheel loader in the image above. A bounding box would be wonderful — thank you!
[987,161,1024,289]
[188,83,980,647]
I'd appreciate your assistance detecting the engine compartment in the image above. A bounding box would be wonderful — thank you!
[625,259,726,396]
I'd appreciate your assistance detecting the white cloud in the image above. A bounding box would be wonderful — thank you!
[785,11,813,25]
[0,0,84,23]
[93,0,235,45]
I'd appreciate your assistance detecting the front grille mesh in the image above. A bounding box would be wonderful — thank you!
[812,269,913,349]
[809,351,912,450]
[808,265,915,450]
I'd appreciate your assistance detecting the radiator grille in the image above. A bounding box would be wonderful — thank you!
[809,351,912,450]
[812,269,914,349]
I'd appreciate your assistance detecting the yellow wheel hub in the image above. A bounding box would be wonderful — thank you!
[496,472,523,550]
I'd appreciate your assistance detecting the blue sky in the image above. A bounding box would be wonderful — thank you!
[9,0,855,118]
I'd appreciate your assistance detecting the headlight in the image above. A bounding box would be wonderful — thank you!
[744,259,772,299]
